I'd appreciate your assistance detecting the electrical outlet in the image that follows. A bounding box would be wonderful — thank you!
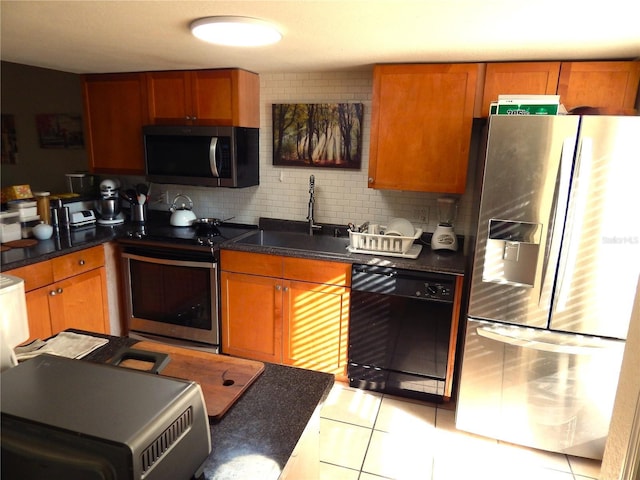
[413,207,429,224]
[154,189,170,205]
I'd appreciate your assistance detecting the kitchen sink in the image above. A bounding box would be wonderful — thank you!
[236,230,351,257]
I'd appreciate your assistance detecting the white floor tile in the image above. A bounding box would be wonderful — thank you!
[319,388,597,480]
[374,397,436,435]
[319,461,360,480]
[496,441,572,473]
[362,429,433,480]
[321,383,382,428]
[359,473,394,480]
[320,418,372,471]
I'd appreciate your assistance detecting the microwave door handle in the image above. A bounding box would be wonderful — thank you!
[476,325,613,356]
[209,137,220,178]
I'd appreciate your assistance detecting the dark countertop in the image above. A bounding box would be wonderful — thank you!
[81,332,334,480]
[223,236,466,276]
[1,224,124,270]
[1,215,466,276]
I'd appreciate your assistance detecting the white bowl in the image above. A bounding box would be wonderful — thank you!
[386,218,415,237]
[32,222,53,240]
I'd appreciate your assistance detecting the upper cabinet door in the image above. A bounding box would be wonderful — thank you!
[146,71,192,124]
[147,69,260,127]
[82,73,148,174]
[369,64,479,194]
[558,61,640,114]
[480,62,561,117]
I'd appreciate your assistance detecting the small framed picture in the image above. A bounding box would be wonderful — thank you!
[35,113,84,149]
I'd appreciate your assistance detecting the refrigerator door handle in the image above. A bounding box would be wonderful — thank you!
[553,137,592,313]
[476,325,614,355]
[538,136,575,307]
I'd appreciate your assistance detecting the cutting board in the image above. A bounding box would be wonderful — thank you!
[118,341,265,420]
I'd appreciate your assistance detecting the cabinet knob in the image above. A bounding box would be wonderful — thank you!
[78,259,85,266]
[50,287,63,296]
[275,285,281,291]
[283,287,289,292]
[368,177,374,184]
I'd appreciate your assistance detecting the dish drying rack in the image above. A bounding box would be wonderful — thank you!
[347,227,423,259]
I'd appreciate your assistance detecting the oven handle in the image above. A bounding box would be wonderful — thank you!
[122,251,216,269]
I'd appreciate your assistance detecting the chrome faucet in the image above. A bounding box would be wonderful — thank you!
[307,175,321,235]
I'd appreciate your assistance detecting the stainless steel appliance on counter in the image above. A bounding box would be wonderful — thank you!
[456,115,640,459]
[119,215,257,352]
[1,354,211,480]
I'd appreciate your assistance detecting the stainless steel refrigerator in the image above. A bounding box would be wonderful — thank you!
[456,114,640,460]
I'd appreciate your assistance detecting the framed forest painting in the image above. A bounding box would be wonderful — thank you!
[272,103,363,169]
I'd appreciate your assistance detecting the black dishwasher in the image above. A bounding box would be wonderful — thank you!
[348,264,456,401]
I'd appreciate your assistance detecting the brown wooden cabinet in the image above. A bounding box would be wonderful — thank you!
[81,73,149,174]
[369,64,479,194]
[220,250,350,376]
[479,62,561,117]
[6,246,110,342]
[479,60,640,116]
[147,69,260,127]
[557,61,640,114]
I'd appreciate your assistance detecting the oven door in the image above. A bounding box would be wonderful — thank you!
[122,251,219,347]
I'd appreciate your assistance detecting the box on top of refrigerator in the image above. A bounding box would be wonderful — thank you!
[490,94,561,115]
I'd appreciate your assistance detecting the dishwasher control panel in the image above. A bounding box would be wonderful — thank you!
[417,282,453,301]
[351,264,455,303]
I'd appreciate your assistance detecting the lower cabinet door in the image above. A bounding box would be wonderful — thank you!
[221,271,283,363]
[25,287,54,342]
[283,280,349,376]
[49,268,109,335]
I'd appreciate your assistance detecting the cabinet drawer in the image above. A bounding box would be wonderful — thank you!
[51,245,105,281]
[220,250,282,277]
[6,261,54,292]
[283,257,351,286]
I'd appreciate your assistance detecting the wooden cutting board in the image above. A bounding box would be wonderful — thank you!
[3,239,38,248]
[119,341,265,420]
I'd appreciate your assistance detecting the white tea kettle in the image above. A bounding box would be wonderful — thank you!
[169,194,197,227]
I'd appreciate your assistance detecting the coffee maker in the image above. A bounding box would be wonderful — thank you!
[431,197,458,251]
[96,179,124,225]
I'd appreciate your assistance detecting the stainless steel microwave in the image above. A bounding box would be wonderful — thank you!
[143,125,259,188]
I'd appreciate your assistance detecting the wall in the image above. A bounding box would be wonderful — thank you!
[138,71,479,243]
[0,62,88,193]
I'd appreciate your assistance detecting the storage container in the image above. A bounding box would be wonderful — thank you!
[33,192,51,224]
[1,185,33,203]
[0,211,22,243]
[8,200,38,219]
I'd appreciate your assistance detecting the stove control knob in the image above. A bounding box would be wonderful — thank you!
[426,284,439,296]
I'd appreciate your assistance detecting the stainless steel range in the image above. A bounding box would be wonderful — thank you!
[119,214,257,352]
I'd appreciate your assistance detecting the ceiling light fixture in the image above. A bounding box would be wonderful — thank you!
[190,16,282,47]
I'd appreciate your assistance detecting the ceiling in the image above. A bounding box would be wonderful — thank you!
[1,0,639,75]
